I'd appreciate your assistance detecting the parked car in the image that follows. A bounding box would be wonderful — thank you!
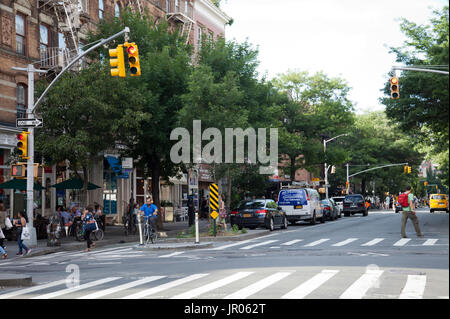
[343,194,368,216]
[331,196,345,216]
[429,194,449,213]
[329,198,342,218]
[277,188,324,225]
[321,199,338,221]
[230,199,288,231]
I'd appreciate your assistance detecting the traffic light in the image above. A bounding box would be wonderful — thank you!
[331,166,336,174]
[11,163,26,178]
[126,43,141,76]
[390,77,399,99]
[109,44,125,77]
[16,131,29,159]
[404,165,408,173]
[34,163,42,178]
[407,166,411,174]
[424,181,428,186]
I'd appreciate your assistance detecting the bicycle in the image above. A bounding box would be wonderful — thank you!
[143,217,157,244]
[123,213,137,236]
[75,219,104,242]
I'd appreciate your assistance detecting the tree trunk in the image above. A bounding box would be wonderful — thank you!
[150,155,163,230]
[226,167,231,214]
[82,165,88,208]
[361,178,366,196]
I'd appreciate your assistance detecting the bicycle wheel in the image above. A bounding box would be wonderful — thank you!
[75,225,84,242]
[151,229,158,244]
[143,224,150,245]
[94,229,104,241]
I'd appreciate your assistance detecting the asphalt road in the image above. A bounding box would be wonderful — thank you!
[0,208,448,300]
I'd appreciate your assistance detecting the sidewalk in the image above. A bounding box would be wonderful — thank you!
[0,219,269,286]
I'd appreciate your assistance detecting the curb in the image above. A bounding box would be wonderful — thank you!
[0,274,33,287]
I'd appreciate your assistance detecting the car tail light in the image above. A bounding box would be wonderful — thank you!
[324,206,330,211]
[231,211,239,215]
[255,209,267,216]
[306,193,310,201]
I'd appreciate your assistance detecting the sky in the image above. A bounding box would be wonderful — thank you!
[220,0,447,113]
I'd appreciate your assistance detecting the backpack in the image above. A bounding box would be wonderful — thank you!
[398,193,409,207]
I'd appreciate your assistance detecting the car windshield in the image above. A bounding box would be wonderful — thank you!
[237,200,266,209]
[431,195,447,200]
[345,195,363,203]
[332,197,344,203]
[321,200,330,205]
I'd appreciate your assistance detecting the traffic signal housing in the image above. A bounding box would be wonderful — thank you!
[11,163,26,178]
[126,43,141,76]
[407,166,411,174]
[390,77,399,99]
[16,131,29,159]
[109,45,125,77]
[404,165,408,173]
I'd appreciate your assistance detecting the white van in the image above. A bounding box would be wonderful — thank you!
[277,188,324,224]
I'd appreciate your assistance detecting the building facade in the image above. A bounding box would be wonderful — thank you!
[0,0,230,221]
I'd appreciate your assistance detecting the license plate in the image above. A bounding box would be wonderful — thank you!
[295,205,303,209]
[351,205,357,208]
[243,214,252,218]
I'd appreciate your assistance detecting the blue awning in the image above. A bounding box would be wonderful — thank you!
[106,156,129,178]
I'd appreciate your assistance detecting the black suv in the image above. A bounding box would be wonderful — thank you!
[343,194,368,217]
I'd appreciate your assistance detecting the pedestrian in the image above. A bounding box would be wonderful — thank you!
[13,211,31,256]
[218,194,227,232]
[82,207,97,252]
[0,227,6,259]
[0,200,6,249]
[399,186,424,238]
[187,196,194,227]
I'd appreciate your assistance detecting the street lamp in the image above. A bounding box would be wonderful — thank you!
[324,133,348,199]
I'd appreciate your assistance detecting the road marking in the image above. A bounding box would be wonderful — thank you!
[32,277,121,299]
[78,276,165,299]
[393,238,411,246]
[123,273,209,299]
[281,270,339,299]
[0,279,67,299]
[339,269,384,299]
[240,240,279,250]
[281,239,303,246]
[303,239,330,247]
[332,238,358,247]
[159,251,185,258]
[171,272,254,299]
[423,239,438,246]
[224,272,292,299]
[210,239,255,250]
[361,238,384,246]
[399,275,427,299]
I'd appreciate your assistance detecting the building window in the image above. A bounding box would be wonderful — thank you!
[15,14,26,55]
[115,2,120,17]
[185,0,188,14]
[197,27,202,48]
[17,84,27,119]
[175,0,179,11]
[58,32,66,50]
[166,0,169,11]
[40,24,49,62]
[99,0,104,19]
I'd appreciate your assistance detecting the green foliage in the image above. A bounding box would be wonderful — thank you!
[240,227,248,234]
[232,224,239,234]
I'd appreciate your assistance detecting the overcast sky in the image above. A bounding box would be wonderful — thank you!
[221,0,447,113]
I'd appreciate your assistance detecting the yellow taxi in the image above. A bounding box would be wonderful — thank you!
[429,194,449,213]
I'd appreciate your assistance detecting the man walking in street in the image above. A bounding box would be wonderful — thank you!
[400,186,424,238]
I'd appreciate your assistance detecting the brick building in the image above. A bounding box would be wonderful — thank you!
[0,0,230,219]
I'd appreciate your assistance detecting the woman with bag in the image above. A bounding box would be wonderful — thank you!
[219,195,228,232]
[82,207,97,252]
[14,211,31,256]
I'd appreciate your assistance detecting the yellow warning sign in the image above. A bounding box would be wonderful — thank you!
[211,210,219,219]
[209,183,219,211]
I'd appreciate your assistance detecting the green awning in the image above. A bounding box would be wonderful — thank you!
[0,178,45,191]
[51,178,101,190]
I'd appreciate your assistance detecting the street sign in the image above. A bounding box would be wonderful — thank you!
[16,118,43,128]
[210,211,219,219]
[209,183,219,219]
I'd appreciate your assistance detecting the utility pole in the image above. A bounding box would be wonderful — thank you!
[323,133,348,199]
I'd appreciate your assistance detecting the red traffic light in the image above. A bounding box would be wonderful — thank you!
[127,46,136,55]
[17,133,24,140]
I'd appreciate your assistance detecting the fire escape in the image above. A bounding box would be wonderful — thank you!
[166,0,195,44]
[37,0,89,70]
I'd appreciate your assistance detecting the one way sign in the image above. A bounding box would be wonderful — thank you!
[16,118,43,128]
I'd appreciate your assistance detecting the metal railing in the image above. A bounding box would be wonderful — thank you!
[39,47,71,68]
[167,0,193,20]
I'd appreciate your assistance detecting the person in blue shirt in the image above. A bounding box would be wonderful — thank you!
[140,197,158,232]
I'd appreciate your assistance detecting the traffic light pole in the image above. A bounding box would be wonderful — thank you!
[10,27,130,247]
[392,66,449,75]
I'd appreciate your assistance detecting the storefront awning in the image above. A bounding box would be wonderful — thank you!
[51,178,101,190]
[0,178,45,190]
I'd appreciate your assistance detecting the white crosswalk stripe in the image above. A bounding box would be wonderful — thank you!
[332,238,358,246]
[210,239,255,250]
[159,251,185,258]
[399,275,427,299]
[339,269,384,299]
[240,240,279,250]
[224,272,292,299]
[281,270,339,299]
[423,239,438,246]
[32,277,121,299]
[281,239,303,246]
[122,273,209,299]
[0,279,67,299]
[171,272,254,299]
[361,238,385,246]
[394,238,411,246]
[303,238,330,247]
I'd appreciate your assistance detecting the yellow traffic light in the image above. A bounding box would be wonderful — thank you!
[390,77,399,99]
[109,45,125,77]
[424,181,428,186]
[125,42,141,76]
[11,163,26,178]
[404,165,408,173]
[407,166,411,174]
[16,131,29,159]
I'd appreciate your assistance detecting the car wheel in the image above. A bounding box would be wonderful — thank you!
[310,213,316,225]
[320,214,325,223]
[363,210,368,217]
[269,218,275,231]
[344,212,350,217]
[281,217,288,229]
[430,209,434,213]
